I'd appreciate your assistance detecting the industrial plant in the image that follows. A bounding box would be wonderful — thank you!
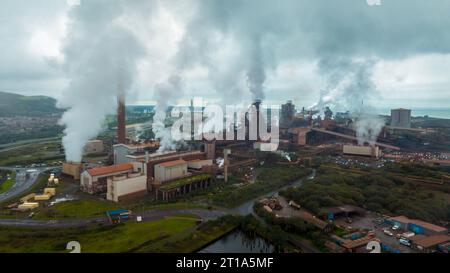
[0,0,449,261]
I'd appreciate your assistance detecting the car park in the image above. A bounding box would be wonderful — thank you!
[383,229,394,236]
[399,238,411,247]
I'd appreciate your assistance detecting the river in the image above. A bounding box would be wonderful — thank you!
[198,169,317,253]
[198,230,275,253]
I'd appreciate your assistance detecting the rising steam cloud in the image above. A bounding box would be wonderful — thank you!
[57,0,144,162]
[152,75,185,152]
[54,0,450,157]
[311,58,385,145]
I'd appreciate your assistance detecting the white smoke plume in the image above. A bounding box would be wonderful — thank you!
[152,75,185,152]
[246,36,266,101]
[173,0,295,104]
[311,58,385,145]
[57,0,145,162]
[53,0,450,157]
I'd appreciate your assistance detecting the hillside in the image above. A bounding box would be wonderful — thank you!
[0,91,62,117]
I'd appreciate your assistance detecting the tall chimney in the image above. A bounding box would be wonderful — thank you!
[117,92,126,144]
[224,149,231,183]
[253,100,262,141]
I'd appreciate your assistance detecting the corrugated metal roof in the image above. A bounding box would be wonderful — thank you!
[87,163,134,177]
[157,159,187,168]
[389,215,447,233]
[414,235,450,248]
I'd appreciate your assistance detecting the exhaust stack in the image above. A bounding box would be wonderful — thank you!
[117,93,126,144]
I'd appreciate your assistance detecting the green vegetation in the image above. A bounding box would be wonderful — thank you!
[253,203,327,252]
[32,198,208,220]
[0,171,15,194]
[160,173,212,190]
[0,140,64,166]
[34,199,121,220]
[0,215,198,253]
[136,215,239,253]
[0,91,63,117]
[385,162,445,180]
[210,164,312,208]
[0,91,64,144]
[282,166,450,224]
[134,201,208,211]
[238,214,290,253]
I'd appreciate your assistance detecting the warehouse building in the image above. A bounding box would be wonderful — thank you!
[154,160,188,183]
[81,163,136,194]
[387,215,448,235]
[411,234,450,253]
[343,144,380,158]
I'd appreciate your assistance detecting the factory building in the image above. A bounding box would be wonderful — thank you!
[391,108,411,128]
[80,163,137,194]
[154,160,188,183]
[151,158,215,201]
[387,215,448,235]
[84,140,105,155]
[106,173,147,202]
[62,162,82,180]
[188,159,213,170]
[343,145,380,158]
[281,100,296,127]
[145,150,207,184]
[288,127,312,145]
[113,142,159,164]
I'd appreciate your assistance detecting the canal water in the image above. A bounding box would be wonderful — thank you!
[198,230,275,253]
[198,169,317,253]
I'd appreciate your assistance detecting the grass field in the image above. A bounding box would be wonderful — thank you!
[34,199,121,220]
[0,215,199,253]
[33,198,209,220]
[134,215,239,253]
[0,141,64,166]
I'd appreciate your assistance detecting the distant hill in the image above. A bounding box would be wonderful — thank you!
[0,91,63,117]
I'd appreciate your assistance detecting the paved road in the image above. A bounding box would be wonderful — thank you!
[0,166,56,172]
[0,169,42,203]
[0,137,60,152]
[0,208,227,228]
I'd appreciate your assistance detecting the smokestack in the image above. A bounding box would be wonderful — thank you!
[117,93,126,144]
[253,100,261,141]
[224,149,231,183]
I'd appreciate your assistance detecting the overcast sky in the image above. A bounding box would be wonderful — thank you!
[1,0,450,111]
